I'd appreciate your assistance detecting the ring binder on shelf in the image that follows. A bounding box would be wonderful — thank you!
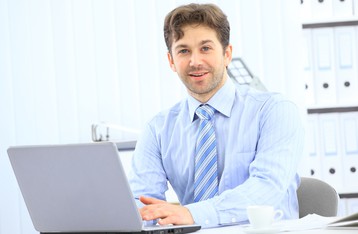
[312,27,337,106]
[334,26,358,105]
[339,112,358,193]
[318,113,344,192]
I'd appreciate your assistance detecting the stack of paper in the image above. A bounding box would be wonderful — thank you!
[275,212,358,231]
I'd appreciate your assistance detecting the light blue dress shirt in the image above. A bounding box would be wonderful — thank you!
[129,79,304,228]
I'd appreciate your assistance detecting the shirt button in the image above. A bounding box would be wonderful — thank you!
[231,218,236,223]
[205,220,209,225]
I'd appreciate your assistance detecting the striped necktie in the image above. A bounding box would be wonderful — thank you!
[194,104,218,202]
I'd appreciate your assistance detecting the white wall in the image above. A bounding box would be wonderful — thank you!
[0,0,303,233]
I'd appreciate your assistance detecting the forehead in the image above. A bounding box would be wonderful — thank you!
[173,24,220,46]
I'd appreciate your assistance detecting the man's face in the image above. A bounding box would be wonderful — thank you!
[167,25,232,103]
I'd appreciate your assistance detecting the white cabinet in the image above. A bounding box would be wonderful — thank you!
[300,0,358,216]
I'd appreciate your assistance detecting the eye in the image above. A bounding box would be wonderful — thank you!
[202,46,210,52]
[178,49,189,54]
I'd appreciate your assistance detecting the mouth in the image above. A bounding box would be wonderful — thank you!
[189,72,209,79]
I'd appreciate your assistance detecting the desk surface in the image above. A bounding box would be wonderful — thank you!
[196,225,357,234]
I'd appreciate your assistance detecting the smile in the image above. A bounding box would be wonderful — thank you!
[189,72,208,77]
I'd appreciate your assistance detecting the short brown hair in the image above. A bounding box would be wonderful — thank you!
[164,3,230,53]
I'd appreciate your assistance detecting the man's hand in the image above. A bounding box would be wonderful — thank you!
[139,196,194,226]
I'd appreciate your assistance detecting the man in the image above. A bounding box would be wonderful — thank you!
[128,3,304,228]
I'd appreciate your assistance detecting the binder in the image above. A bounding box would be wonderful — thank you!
[305,114,323,179]
[339,112,358,194]
[311,0,333,20]
[302,29,316,107]
[346,198,358,214]
[339,198,348,216]
[355,0,358,16]
[300,0,312,21]
[334,26,358,106]
[332,0,353,18]
[312,28,337,106]
[318,113,344,192]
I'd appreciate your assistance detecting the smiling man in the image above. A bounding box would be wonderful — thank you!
[128,3,304,228]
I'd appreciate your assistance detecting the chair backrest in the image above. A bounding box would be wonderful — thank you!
[297,177,339,218]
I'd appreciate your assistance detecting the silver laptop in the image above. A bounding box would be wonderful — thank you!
[7,142,201,234]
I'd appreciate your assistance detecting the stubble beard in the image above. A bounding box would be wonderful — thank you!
[184,66,225,97]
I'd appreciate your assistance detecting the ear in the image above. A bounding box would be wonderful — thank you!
[224,44,233,67]
[167,52,177,72]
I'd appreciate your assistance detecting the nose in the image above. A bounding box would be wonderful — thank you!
[189,51,203,67]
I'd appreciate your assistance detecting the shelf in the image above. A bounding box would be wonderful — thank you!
[307,106,358,114]
[339,193,358,199]
[302,17,358,28]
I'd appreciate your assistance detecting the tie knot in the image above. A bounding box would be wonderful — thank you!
[196,105,215,120]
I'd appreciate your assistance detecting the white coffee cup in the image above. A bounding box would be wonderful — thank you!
[246,205,283,229]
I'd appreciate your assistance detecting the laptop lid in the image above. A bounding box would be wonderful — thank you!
[7,142,200,234]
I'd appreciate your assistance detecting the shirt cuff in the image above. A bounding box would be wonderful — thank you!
[185,200,219,228]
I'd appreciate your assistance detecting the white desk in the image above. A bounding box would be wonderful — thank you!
[195,213,358,233]
[196,225,357,234]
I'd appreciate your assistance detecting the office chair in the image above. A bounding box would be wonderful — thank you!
[297,177,339,218]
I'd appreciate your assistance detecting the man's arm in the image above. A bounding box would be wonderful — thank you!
[128,120,169,202]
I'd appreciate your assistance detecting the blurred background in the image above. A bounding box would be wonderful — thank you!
[1,0,357,233]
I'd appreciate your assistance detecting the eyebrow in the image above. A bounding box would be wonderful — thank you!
[173,44,188,51]
[200,40,214,45]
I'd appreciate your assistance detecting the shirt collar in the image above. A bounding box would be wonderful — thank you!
[188,78,236,122]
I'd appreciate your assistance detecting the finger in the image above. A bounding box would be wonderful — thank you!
[157,214,191,226]
[140,196,165,205]
[139,205,156,218]
[158,216,177,225]
[140,196,166,205]
[140,204,159,219]
[158,207,194,226]
[140,205,170,221]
